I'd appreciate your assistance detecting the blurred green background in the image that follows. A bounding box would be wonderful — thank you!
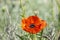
[0,0,60,40]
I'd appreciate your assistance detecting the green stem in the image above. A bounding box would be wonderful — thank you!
[20,0,25,18]
[33,34,37,40]
[40,30,43,40]
[30,34,37,40]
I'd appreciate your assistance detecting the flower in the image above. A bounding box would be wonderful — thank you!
[21,16,47,34]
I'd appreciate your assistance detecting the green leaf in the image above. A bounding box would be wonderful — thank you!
[15,34,24,40]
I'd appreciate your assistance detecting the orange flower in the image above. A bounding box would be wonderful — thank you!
[21,16,47,34]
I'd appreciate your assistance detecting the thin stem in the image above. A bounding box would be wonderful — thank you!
[20,0,25,18]
[30,34,37,40]
[33,34,37,40]
[40,30,43,40]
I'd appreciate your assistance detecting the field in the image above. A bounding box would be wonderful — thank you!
[0,0,60,40]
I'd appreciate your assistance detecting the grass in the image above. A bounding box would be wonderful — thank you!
[0,0,60,40]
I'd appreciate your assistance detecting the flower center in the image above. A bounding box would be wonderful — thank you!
[30,24,35,28]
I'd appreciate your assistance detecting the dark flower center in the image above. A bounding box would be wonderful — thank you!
[30,24,35,28]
